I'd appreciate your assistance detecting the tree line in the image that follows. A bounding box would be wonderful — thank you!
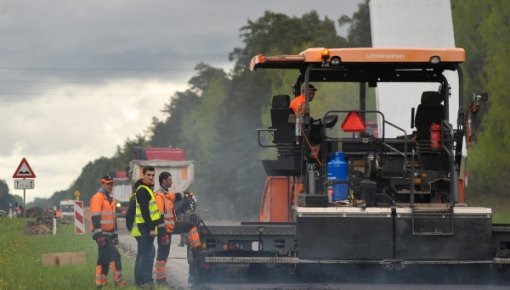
[2,0,508,216]
[451,0,510,199]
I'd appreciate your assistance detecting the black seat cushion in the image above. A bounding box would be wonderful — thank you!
[271,108,294,143]
[421,91,443,105]
[415,91,444,140]
[272,95,290,109]
[270,95,294,143]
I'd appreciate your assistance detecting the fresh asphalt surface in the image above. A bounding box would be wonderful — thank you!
[117,219,510,290]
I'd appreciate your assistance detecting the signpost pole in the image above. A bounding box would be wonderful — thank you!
[23,186,26,218]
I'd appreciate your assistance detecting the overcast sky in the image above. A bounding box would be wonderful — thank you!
[0,0,361,203]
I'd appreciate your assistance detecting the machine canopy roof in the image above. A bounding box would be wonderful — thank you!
[250,47,465,72]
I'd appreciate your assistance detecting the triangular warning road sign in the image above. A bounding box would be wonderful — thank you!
[13,157,36,178]
[341,111,366,133]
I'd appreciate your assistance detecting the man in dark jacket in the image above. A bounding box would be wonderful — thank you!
[126,167,168,287]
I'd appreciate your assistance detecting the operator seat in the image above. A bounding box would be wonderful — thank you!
[414,91,448,171]
[262,95,301,176]
[270,95,294,144]
[414,91,444,140]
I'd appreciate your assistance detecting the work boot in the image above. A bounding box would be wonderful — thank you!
[115,280,125,287]
[188,275,196,286]
[113,270,125,286]
[96,274,107,288]
[114,277,125,287]
[188,262,201,286]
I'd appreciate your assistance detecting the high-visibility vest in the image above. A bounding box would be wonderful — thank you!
[289,94,306,114]
[128,192,141,237]
[133,185,162,236]
[154,191,176,233]
[89,191,117,235]
[188,226,201,248]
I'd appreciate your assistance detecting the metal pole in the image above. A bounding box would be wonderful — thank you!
[360,82,366,120]
[410,149,415,207]
[23,188,26,218]
[53,206,57,235]
[53,216,57,235]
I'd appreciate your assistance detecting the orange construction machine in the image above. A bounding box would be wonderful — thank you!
[190,47,509,285]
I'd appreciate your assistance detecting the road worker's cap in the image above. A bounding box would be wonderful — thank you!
[101,175,113,184]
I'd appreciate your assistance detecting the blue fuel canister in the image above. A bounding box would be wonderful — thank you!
[327,152,348,201]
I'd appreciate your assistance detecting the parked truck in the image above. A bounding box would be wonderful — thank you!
[59,199,76,221]
[113,147,196,215]
[111,170,131,216]
[128,147,194,194]
[112,147,195,199]
[189,47,510,284]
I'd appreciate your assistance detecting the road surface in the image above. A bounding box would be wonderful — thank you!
[117,219,509,290]
[119,228,191,289]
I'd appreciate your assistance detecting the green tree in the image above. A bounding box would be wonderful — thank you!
[229,11,348,73]
[451,0,490,100]
[179,65,234,217]
[458,1,510,197]
[0,179,13,212]
[150,90,200,148]
[339,0,371,47]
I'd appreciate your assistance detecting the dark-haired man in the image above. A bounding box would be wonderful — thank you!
[130,166,168,287]
[154,171,201,285]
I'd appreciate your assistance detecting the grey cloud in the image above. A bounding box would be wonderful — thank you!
[1,0,360,75]
[0,0,362,201]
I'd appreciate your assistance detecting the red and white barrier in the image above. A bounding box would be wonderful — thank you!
[74,201,85,234]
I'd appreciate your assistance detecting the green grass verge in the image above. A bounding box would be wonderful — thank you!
[466,195,510,224]
[0,217,170,290]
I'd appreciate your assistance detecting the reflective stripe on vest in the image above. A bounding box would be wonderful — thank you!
[89,192,117,233]
[131,222,141,237]
[154,191,176,233]
[128,191,141,237]
[188,226,201,248]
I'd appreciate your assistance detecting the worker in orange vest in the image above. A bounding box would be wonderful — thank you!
[289,83,317,114]
[89,175,125,288]
[290,83,323,156]
[154,171,201,285]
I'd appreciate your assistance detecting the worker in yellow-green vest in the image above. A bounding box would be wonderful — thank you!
[125,166,169,288]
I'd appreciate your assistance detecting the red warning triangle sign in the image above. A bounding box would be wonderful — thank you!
[13,157,36,178]
[341,111,366,133]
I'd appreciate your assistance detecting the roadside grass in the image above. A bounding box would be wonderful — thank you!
[0,217,170,290]
[466,194,510,224]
